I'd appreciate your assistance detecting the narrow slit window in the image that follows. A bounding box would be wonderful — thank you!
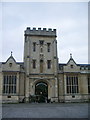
[33,42,36,52]
[47,60,51,69]
[47,43,51,52]
[33,60,36,69]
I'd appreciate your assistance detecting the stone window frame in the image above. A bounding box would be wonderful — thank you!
[47,60,51,69]
[40,59,43,73]
[33,42,36,52]
[9,63,12,67]
[40,47,43,53]
[32,59,36,69]
[70,64,73,68]
[47,43,51,52]
[66,76,79,94]
[3,75,17,94]
[39,40,44,46]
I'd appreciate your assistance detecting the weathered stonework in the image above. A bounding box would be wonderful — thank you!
[0,27,90,103]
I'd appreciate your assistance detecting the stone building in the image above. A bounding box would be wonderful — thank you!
[0,27,90,103]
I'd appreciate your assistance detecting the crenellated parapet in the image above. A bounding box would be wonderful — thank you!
[24,27,56,37]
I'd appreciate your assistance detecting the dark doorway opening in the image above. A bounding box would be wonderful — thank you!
[35,82,48,103]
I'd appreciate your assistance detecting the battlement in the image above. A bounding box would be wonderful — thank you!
[24,27,56,37]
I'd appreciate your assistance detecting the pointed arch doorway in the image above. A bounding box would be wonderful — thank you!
[35,82,48,103]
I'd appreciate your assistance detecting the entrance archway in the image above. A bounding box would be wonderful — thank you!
[35,82,48,103]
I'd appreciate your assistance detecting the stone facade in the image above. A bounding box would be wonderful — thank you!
[0,27,90,103]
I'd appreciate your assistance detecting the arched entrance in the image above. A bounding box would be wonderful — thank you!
[35,82,48,103]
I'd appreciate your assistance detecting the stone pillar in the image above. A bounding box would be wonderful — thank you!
[26,39,30,75]
[55,77,58,97]
[53,40,58,75]
[16,73,19,95]
[25,76,29,102]
[79,74,88,101]
[30,81,34,96]
[64,74,66,95]
[55,77,58,102]
[48,84,51,99]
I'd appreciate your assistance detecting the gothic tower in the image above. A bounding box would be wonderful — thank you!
[24,27,58,102]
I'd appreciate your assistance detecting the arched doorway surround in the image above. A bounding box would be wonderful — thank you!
[35,82,48,102]
[33,79,52,102]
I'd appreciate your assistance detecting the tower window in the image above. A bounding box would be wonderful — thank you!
[33,60,36,69]
[40,47,43,53]
[33,42,36,52]
[40,60,43,73]
[39,40,44,45]
[47,60,51,69]
[47,43,51,52]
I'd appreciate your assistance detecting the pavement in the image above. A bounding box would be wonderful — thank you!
[2,103,89,118]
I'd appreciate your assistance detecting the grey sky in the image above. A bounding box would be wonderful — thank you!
[1,2,88,64]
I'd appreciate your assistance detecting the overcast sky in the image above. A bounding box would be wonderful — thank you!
[1,2,88,64]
